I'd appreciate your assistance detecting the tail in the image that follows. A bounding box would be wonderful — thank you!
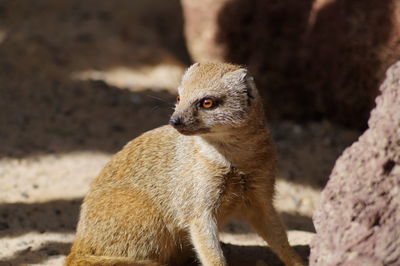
[64,253,164,266]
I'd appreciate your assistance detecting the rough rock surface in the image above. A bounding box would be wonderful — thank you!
[181,0,400,129]
[310,62,400,265]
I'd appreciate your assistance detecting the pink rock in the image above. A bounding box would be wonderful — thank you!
[310,61,400,265]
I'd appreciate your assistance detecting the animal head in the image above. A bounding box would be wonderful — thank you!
[170,62,262,136]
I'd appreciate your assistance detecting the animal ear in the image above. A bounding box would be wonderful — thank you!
[181,62,200,83]
[222,68,259,100]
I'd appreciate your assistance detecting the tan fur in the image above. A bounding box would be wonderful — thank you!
[65,62,304,266]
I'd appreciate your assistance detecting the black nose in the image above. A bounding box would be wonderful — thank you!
[169,116,182,127]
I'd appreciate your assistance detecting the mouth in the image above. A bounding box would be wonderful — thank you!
[175,127,210,136]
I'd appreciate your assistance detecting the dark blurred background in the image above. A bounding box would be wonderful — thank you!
[0,0,188,158]
[182,0,400,129]
[1,0,399,158]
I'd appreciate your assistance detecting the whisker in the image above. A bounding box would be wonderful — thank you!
[150,105,161,113]
[144,94,171,104]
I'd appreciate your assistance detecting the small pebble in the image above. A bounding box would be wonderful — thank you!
[46,249,60,256]
[291,196,301,208]
[293,124,302,135]
[130,94,142,104]
[76,33,93,42]
[301,198,312,208]
[0,222,9,230]
[256,260,268,266]
[19,246,32,255]
[17,241,28,247]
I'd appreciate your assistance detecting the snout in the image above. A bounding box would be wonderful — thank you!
[169,113,209,135]
[169,115,184,128]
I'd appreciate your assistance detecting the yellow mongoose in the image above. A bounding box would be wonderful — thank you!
[65,62,304,266]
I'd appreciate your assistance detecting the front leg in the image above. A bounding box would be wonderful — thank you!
[189,213,226,266]
[244,199,305,266]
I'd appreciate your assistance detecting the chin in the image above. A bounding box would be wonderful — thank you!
[176,128,210,136]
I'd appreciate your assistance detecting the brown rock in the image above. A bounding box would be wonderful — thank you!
[310,61,400,265]
[181,0,229,62]
[181,0,400,129]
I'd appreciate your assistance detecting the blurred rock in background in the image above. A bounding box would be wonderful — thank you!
[181,0,400,129]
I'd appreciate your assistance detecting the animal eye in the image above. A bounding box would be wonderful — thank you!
[176,95,180,104]
[201,98,214,109]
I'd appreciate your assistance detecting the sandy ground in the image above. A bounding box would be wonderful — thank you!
[0,121,358,266]
[0,1,360,265]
